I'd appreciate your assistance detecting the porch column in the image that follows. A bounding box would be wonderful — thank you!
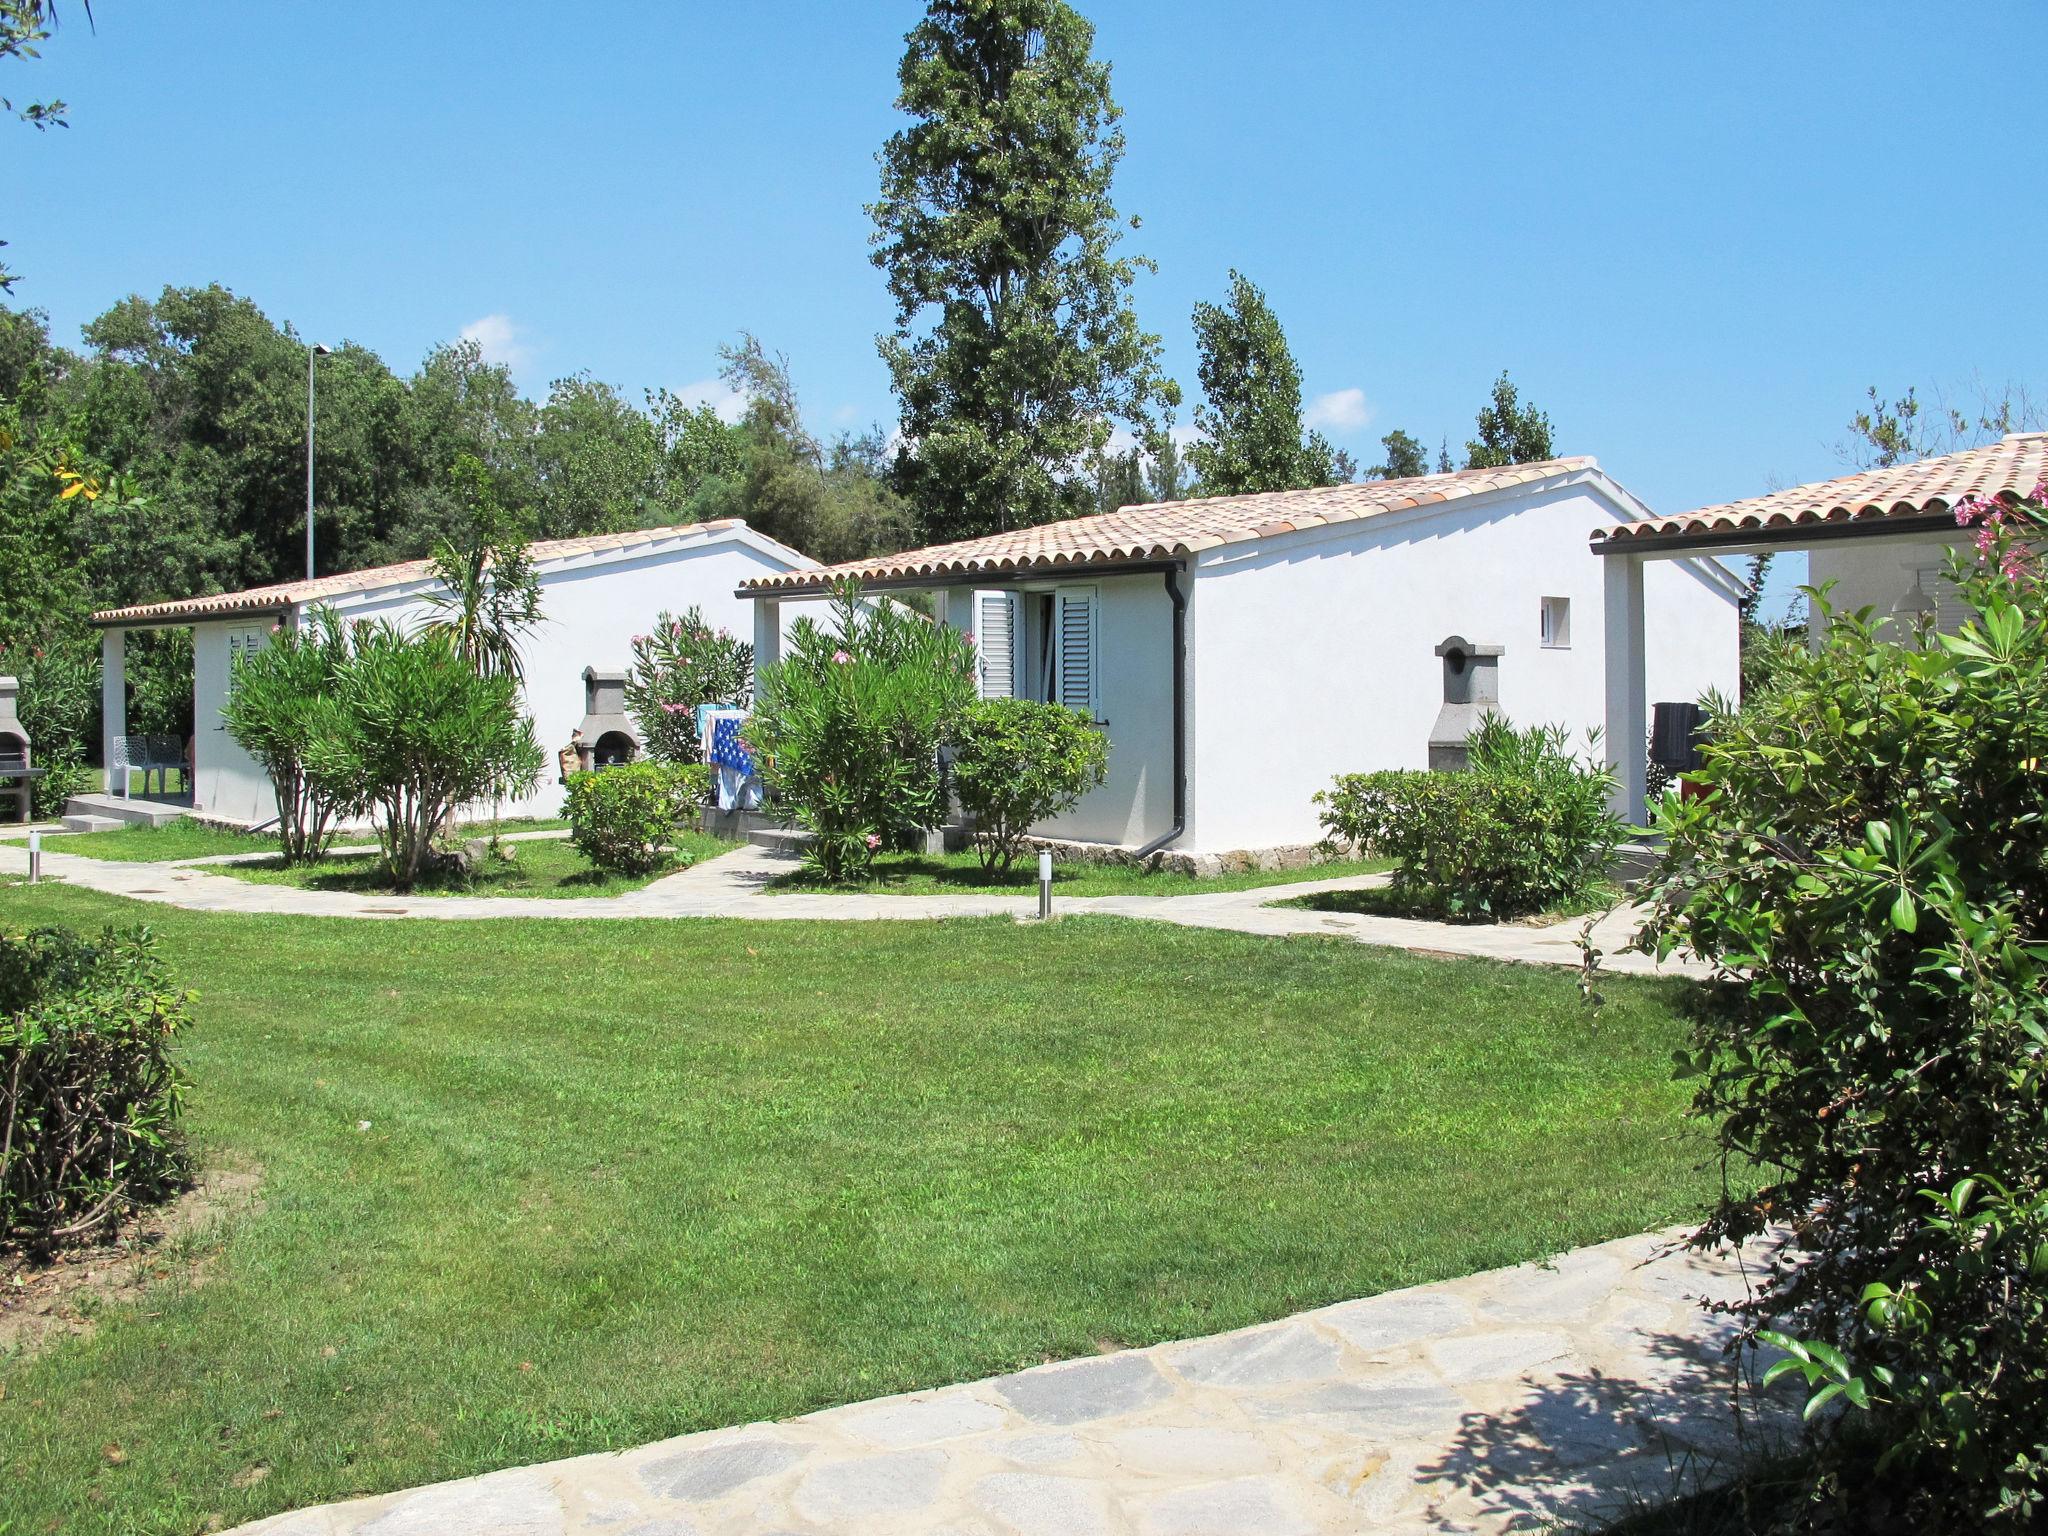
[1602,552,1647,822]
[100,627,126,798]
[751,598,781,682]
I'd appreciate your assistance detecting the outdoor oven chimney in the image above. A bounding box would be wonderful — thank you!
[1427,636,1503,771]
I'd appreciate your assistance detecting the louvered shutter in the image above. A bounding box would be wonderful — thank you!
[972,590,1018,699]
[1053,586,1098,718]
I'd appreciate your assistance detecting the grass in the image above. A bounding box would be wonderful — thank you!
[0,881,1713,1535]
[1271,881,1622,926]
[29,815,572,865]
[767,847,1393,897]
[209,832,736,899]
[34,818,280,862]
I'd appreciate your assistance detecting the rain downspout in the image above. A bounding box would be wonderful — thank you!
[1131,563,1187,860]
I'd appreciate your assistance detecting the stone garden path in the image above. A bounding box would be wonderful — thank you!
[0,841,1696,978]
[231,1228,1789,1536]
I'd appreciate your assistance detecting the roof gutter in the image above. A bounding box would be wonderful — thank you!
[1590,510,1963,559]
[1129,562,1188,862]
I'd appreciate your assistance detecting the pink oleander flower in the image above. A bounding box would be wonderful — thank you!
[864,833,881,850]
[670,620,684,636]
[631,633,648,645]
[832,649,852,665]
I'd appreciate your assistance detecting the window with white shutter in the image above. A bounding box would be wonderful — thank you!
[1052,586,1098,718]
[226,625,269,669]
[972,590,1018,699]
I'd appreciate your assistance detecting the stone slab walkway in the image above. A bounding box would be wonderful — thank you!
[232,1230,1790,1536]
[0,842,1697,977]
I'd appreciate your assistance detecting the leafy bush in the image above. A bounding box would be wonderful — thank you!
[565,761,709,875]
[0,925,191,1253]
[0,630,100,816]
[624,607,754,764]
[221,608,349,862]
[303,622,544,892]
[748,581,975,883]
[1624,493,2048,1529]
[1316,717,1622,919]
[950,697,1109,872]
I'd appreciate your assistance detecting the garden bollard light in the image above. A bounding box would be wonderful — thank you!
[1038,850,1052,920]
[28,828,41,884]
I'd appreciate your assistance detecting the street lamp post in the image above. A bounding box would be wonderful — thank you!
[305,342,332,580]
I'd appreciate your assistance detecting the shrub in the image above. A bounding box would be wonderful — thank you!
[1316,717,1622,919]
[1623,492,2048,1529]
[950,697,1109,872]
[748,580,975,883]
[565,761,708,875]
[302,622,544,892]
[623,608,754,764]
[0,925,192,1253]
[0,630,99,816]
[221,608,349,862]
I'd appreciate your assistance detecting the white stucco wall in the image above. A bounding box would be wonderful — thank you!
[1183,480,1741,853]
[941,574,1177,847]
[191,618,288,824]
[185,530,806,827]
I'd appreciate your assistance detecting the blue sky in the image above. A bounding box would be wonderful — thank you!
[9,2,2045,608]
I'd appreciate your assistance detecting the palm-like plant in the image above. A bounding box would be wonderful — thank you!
[422,454,544,683]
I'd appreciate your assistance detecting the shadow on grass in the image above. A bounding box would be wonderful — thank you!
[1416,1326,1804,1535]
[1273,883,1618,928]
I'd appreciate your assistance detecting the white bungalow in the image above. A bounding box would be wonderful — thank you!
[742,457,1744,864]
[89,519,814,828]
[1593,432,2048,815]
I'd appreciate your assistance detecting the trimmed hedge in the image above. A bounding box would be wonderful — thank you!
[565,761,709,875]
[0,925,192,1253]
[1316,717,1622,919]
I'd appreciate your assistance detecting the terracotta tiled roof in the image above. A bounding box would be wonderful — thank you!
[739,458,1596,594]
[1592,433,2048,551]
[93,520,763,627]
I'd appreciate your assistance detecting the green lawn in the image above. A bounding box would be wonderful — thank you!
[767,848,1393,897]
[34,817,281,862]
[207,832,734,899]
[31,815,572,865]
[0,881,1710,1535]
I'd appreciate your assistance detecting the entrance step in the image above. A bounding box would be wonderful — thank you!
[61,813,126,834]
[61,791,194,829]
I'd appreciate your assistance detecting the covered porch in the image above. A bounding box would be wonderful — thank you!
[1594,431,2047,815]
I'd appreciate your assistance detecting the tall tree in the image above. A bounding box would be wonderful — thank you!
[1185,270,1343,496]
[870,0,1177,541]
[1372,428,1429,480]
[1463,372,1555,468]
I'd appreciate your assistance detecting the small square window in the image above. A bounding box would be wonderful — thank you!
[1540,596,1571,649]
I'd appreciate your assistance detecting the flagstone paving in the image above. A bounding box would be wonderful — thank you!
[0,842,1697,977]
[229,1229,1793,1536]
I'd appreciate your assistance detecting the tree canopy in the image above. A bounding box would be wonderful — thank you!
[1463,371,1555,468]
[1186,271,1346,496]
[869,0,1178,541]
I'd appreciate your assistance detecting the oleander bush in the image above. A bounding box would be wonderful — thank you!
[302,622,544,892]
[565,761,710,875]
[0,924,191,1254]
[748,580,975,883]
[1316,717,1622,919]
[950,697,1109,872]
[1624,489,2048,1532]
[624,608,754,765]
[222,607,350,863]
